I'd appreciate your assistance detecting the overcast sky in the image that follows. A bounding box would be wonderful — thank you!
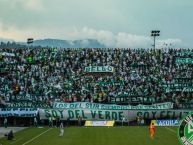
[0,0,192,48]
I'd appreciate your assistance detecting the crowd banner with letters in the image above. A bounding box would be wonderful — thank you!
[163,82,193,92]
[174,77,193,83]
[96,81,124,87]
[109,96,157,104]
[39,109,192,122]
[176,52,193,57]
[130,110,192,121]
[163,77,193,93]
[151,120,179,126]
[39,108,128,122]
[129,96,156,103]
[84,66,114,73]
[53,102,173,110]
[5,101,50,108]
[1,52,15,57]
[0,108,38,117]
[164,86,193,93]
[176,58,193,64]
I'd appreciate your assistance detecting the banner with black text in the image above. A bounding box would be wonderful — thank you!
[39,109,192,122]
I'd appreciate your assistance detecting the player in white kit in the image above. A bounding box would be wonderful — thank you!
[59,122,64,137]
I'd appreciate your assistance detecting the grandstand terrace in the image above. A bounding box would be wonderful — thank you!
[1,46,193,109]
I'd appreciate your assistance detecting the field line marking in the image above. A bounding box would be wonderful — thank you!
[10,138,23,144]
[22,128,52,145]
[165,127,176,134]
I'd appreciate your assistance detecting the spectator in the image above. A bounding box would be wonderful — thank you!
[0,47,193,109]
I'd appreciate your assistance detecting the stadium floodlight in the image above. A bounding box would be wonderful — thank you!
[27,38,34,44]
[27,38,34,50]
[151,30,160,49]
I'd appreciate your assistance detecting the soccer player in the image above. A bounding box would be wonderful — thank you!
[149,122,155,139]
[34,117,38,127]
[122,117,125,126]
[48,117,52,127]
[4,118,7,128]
[77,116,81,127]
[59,122,64,137]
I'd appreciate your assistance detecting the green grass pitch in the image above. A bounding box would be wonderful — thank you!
[0,126,180,145]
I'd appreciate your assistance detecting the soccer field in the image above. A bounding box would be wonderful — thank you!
[0,126,180,145]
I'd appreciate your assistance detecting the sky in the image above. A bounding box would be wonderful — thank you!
[0,0,192,48]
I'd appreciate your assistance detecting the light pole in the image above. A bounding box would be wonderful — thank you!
[151,30,160,49]
[27,38,34,49]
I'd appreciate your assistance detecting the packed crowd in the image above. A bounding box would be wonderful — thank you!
[1,47,193,108]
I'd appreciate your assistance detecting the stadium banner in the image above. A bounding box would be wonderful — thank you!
[0,108,38,117]
[5,101,50,108]
[84,121,115,127]
[39,109,192,122]
[110,96,157,104]
[129,96,155,103]
[96,81,124,87]
[164,87,193,92]
[174,77,193,83]
[176,52,193,57]
[151,120,179,126]
[39,109,127,121]
[163,82,193,92]
[176,58,193,64]
[1,52,15,57]
[53,102,173,110]
[130,110,192,121]
[84,66,114,73]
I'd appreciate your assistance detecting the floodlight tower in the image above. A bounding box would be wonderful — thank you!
[151,30,160,49]
[27,38,34,49]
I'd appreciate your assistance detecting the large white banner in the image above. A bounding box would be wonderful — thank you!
[39,109,127,122]
[39,109,192,122]
[53,102,173,110]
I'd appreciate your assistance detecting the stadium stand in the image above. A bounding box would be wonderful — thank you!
[1,47,193,109]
